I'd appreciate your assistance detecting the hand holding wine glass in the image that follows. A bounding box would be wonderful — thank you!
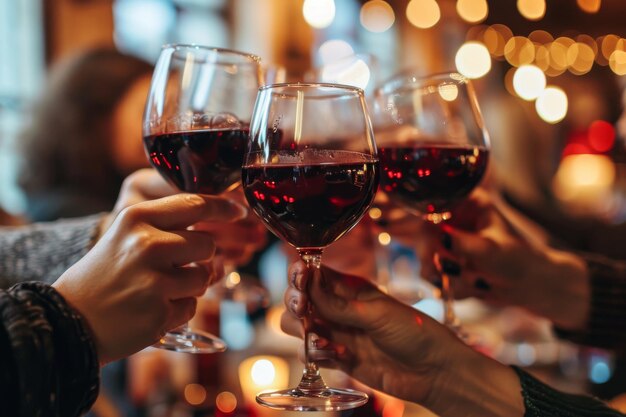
[142,44,262,353]
[242,83,379,410]
[373,72,490,333]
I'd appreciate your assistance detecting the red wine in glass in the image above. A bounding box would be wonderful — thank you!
[144,128,249,195]
[379,143,489,220]
[243,150,379,249]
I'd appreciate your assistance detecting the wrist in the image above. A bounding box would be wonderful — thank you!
[529,249,590,331]
[427,347,524,417]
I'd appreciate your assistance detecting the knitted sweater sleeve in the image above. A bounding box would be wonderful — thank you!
[0,214,103,288]
[0,282,99,416]
[513,366,624,416]
[553,255,626,352]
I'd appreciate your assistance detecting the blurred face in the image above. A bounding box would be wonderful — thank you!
[111,75,152,174]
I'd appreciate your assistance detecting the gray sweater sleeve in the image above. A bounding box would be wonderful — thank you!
[0,214,104,288]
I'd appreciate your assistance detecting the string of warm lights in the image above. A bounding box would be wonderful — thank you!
[302,0,624,126]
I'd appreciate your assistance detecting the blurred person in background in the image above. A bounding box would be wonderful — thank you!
[16,47,153,222]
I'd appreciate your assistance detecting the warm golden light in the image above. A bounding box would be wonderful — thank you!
[601,35,620,60]
[455,42,491,79]
[225,271,241,289]
[251,359,276,386]
[320,56,371,90]
[549,40,570,71]
[553,154,615,204]
[438,83,459,101]
[368,207,383,220]
[378,232,392,246]
[504,36,535,67]
[517,0,546,21]
[577,0,601,13]
[302,0,336,29]
[406,0,441,29]
[534,45,551,71]
[456,0,488,23]
[513,65,546,101]
[184,383,207,406]
[318,40,354,65]
[504,67,517,97]
[609,50,626,75]
[216,391,238,413]
[567,42,595,75]
[528,30,553,44]
[239,356,289,404]
[482,26,505,57]
[536,86,568,123]
[360,0,395,33]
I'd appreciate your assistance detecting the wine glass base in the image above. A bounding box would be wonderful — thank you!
[256,387,368,411]
[153,328,227,354]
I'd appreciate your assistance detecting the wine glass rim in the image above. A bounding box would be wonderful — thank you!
[162,43,261,65]
[259,82,365,96]
[376,71,468,95]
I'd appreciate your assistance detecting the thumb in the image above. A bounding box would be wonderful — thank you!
[444,226,496,266]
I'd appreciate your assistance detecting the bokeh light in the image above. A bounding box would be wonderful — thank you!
[513,65,546,100]
[406,0,441,29]
[536,86,568,123]
[553,154,615,202]
[360,0,395,33]
[321,56,372,90]
[216,391,238,413]
[534,44,551,71]
[251,359,276,386]
[455,42,491,78]
[504,67,517,97]
[318,39,354,64]
[517,0,546,21]
[588,120,616,152]
[378,232,392,246]
[577,0,601,13]
[609,50,626,75]
[601,35,620,60]
[302,0,336,29]
[456,0,488,23]
[438,83,460,101]
[184,383,207,406]
[504,36,535,67]
[567,42,595,74]
[528,30,553,44]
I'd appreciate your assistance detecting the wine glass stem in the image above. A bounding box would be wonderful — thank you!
[298,249,328,393]
[441,271,458,327]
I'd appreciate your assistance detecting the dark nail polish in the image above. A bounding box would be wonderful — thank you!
[433,279,442,289]
[440,259,461,275]
[474,277,491,291]
[442,232,452,250]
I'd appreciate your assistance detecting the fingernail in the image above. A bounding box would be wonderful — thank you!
[442,232,452,250]
[474,277,491,291]
[441,259,461,276]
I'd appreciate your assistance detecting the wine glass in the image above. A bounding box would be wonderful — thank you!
[242,83,378,411]
[142,44,262,353]
[373,72,490,333]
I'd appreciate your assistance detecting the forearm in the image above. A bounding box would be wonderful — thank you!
[0,214,104,288]
[0,282,99,416]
